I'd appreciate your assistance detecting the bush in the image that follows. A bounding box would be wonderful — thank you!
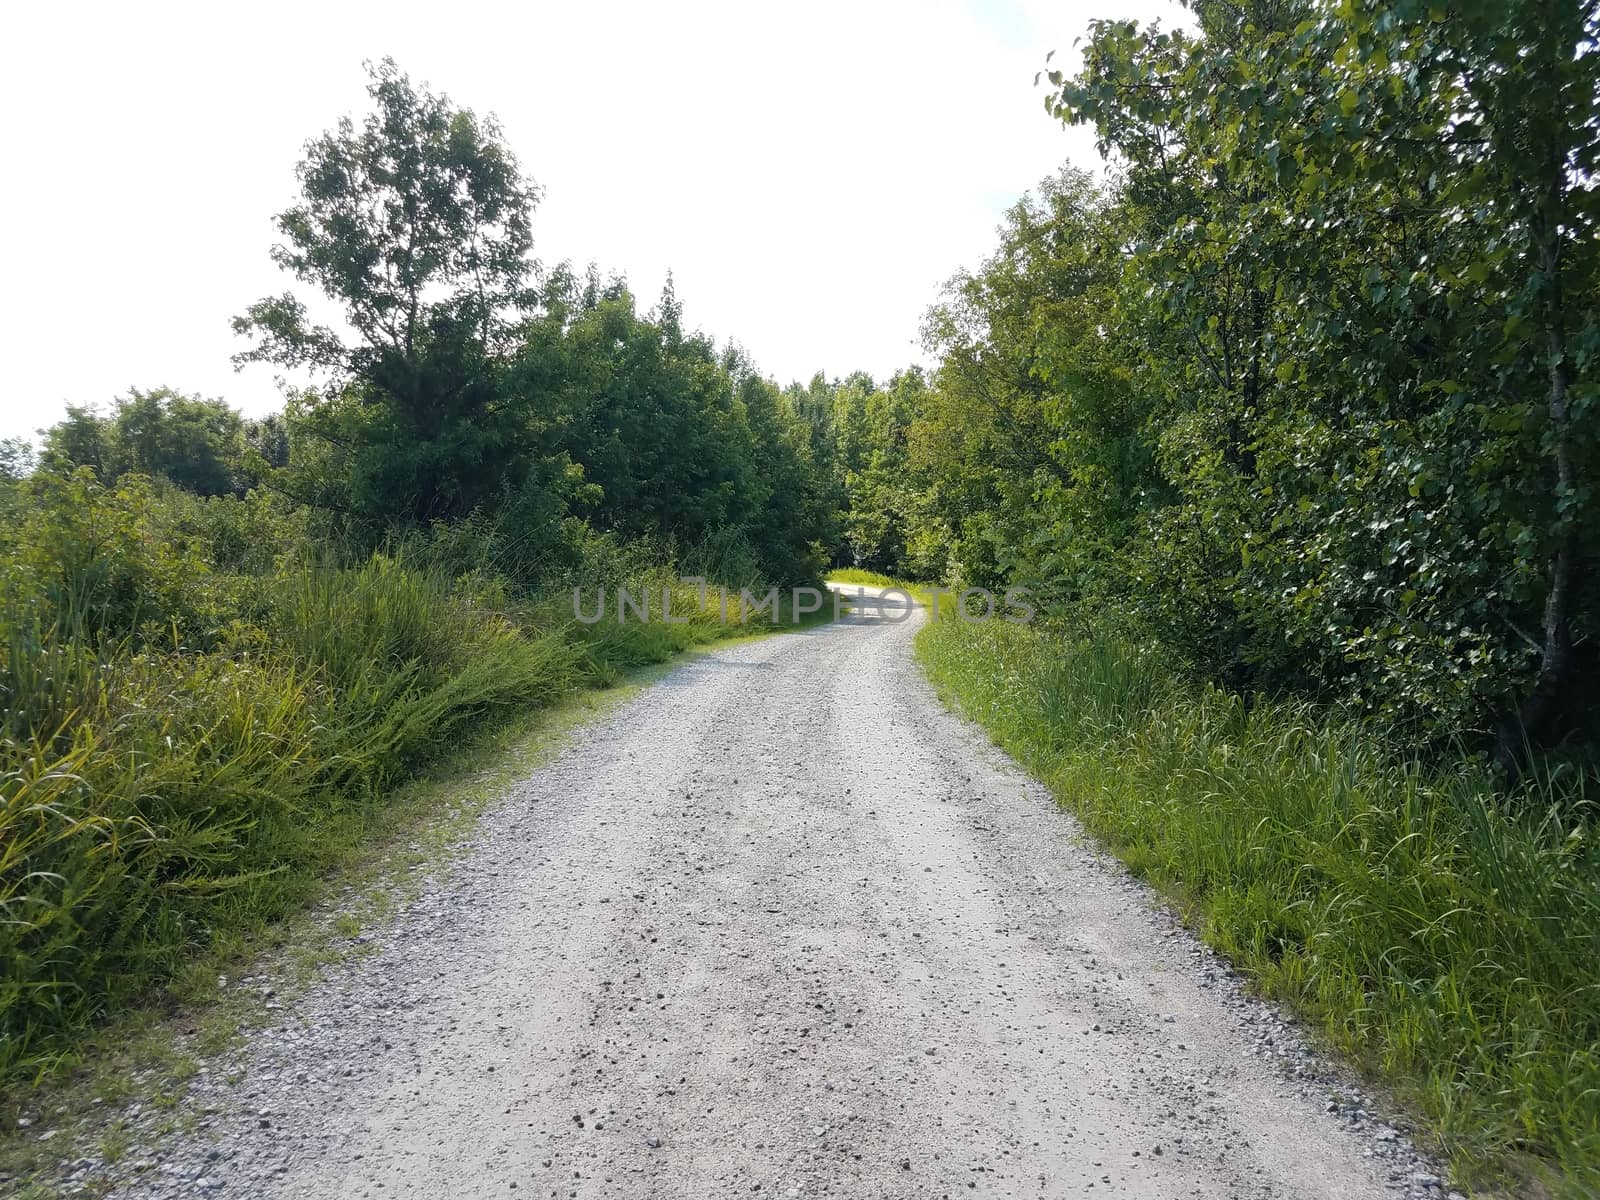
[0,470,211,644]
[0,642,323,1077]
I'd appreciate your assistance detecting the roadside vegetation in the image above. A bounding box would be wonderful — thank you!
[0,456,818,1094]
[832,2,1599,1191]
[0,62,837,1095]
[4,1,1598,1192]
[823,568,934,609]
[920,618,1597,1193]
[824,568,909,591]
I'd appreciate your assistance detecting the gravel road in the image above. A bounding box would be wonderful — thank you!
[93,590,1451,1200]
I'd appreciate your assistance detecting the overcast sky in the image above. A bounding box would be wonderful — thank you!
[0,0,1181,440]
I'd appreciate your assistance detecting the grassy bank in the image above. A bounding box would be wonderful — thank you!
[0,629,811,1195]
[0,471,813,1095]
[917,618,1599,1196]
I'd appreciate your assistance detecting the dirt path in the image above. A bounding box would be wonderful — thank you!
[106,592,1446,1199]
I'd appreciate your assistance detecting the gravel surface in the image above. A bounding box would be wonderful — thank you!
[68,591,1453,1199]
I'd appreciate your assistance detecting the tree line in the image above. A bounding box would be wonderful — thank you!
[18,60,837,591]
[16,0,1599,775]
[837,0,1599,774]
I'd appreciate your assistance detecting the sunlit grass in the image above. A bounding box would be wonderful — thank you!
[0,550,818,1096]
[824,568,934,607]
[918,618,1600,1198]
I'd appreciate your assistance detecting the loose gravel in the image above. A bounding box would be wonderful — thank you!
[35,593,1454,1198]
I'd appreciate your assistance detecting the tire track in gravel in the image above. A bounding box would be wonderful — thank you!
[97,591,1449,1200]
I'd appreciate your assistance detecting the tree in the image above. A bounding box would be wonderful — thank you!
[244,413,291,471]
[38,389,247,497]
[39,405,108,479]
[234,59,542,522]
[0,438,34,483]
[920,169,1136,594]
[1300,0,1600,760]
[534,283,759,547]
[0,438,35,528]
[108,387,245,496]
[1031,0,1600,751]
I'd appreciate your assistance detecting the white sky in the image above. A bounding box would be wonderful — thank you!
[0,0,1182,440]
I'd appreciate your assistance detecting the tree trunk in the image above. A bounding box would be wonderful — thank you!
[1496,182,1579,780]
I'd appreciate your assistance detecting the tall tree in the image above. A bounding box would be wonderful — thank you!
[234,59,542,522]
[1307,0,1600,758]
[1035,0,1600,749]
[39,389,247,497]
[38,406,108,480]
[108,387,245,497]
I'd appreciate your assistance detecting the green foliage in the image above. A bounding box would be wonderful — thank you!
[505,271,831,585]
[530,278,756,545]
[0,476,803,1089]
[1,470,210,643]
[213,62,832,584]
[0,438,35,483]
[734,368,834,585]
[1036,0,1600,748]
[233,58,542,523]
[921,169,1138,593]
[920,617,1600,1194]
[38,389,251,498]
[105,389,247,497]
[797,369,930,574]
[844,1,1600,761]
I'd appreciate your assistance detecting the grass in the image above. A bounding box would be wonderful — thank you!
[917,618,1600,1198]
[0,471,832,1102]
[0,594,831,1195]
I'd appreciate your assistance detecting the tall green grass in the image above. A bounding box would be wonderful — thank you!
[917,618,1600,1196]
[0,472,804,1092]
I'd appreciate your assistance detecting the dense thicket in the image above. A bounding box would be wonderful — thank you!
[840,0,1600,769]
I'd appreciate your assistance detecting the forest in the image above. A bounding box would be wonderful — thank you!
[2,0,1598,1192]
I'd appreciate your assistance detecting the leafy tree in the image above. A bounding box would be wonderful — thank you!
[733,367,834,584]
[39,389,247,497]
[107,388,245,496]
[0,437,35,483]
[234,58,542,522]
[39,405,109,479]
[1027,0,1600,752]
[0,437,35,529]
[839,371,924,572]
[245,413,291,471]
[1286,0,1600,758]
[533,282,756,544]
[919,169,1136,594]
[825,0,1598,764]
